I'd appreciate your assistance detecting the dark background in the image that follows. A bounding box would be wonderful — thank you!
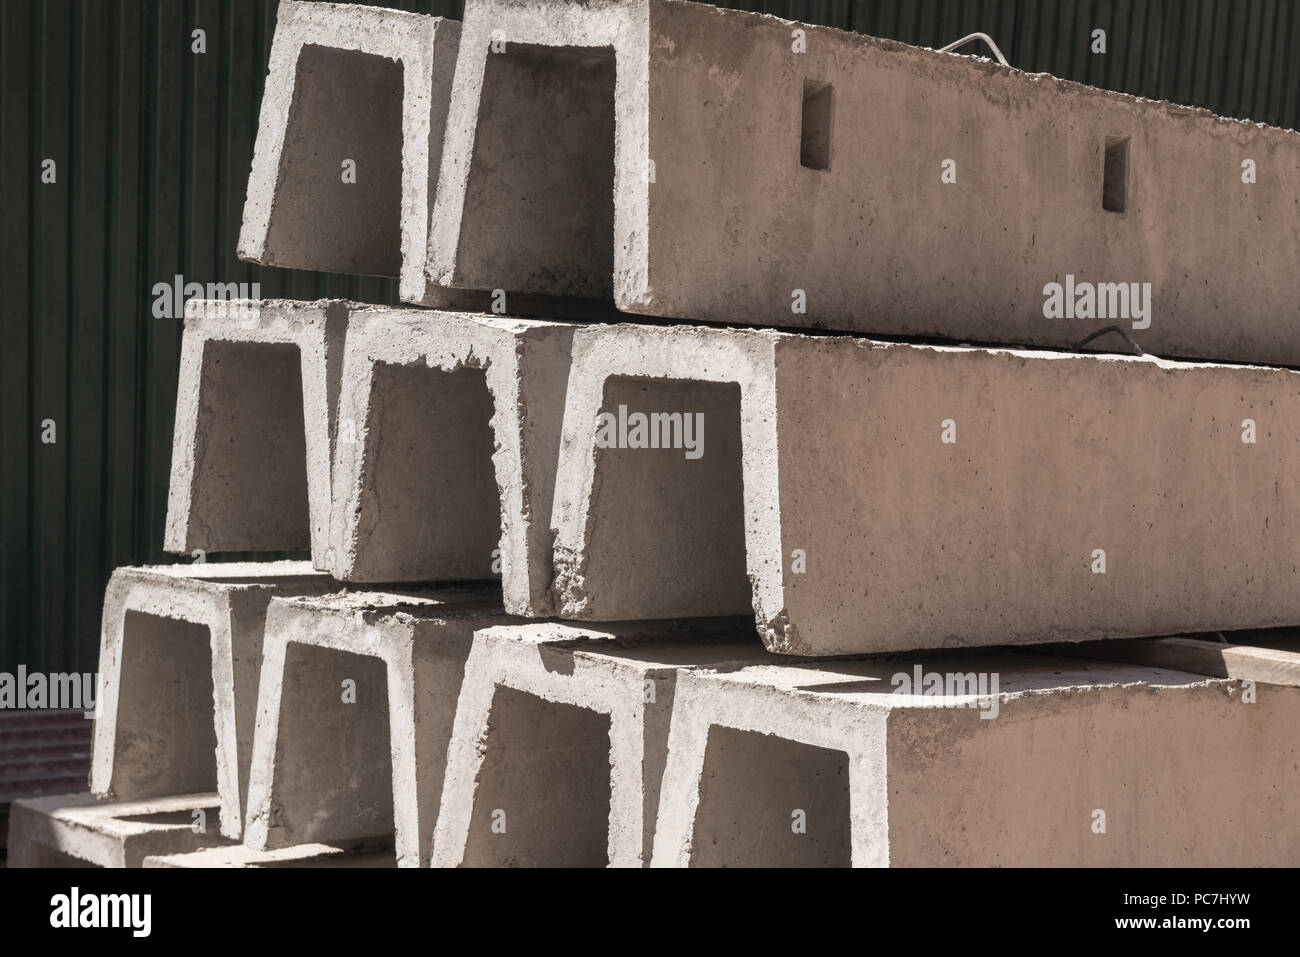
[3,0,1298,673]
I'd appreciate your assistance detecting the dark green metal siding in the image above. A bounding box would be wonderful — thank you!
[2,0,1297,673]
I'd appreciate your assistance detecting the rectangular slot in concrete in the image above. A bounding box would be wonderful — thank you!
[800,80,832,170]
[461,686,612,867]
[353,363,501,580]
[1103,135,1129,212]
[570,375,750,619]
[266,44,404,276]
[691,727,850,867]
[190,339,310,551]
[451,43,616,299]
[112,612,219,799]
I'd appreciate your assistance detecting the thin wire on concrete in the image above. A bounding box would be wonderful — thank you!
[937,32,1010,67]
[1072,325,1145,356]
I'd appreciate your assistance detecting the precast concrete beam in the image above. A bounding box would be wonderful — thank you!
[328,309,575,616]
[90,563,332,840]
[650,652,1300,867]
[6,792,228,868]
[430,619,773,867]
[550,323,1300,655]
[242,589,517,867]
[430,0,1300,364]
[164,299,351,563]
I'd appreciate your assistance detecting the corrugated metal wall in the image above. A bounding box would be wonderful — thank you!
[2,0,1298,674]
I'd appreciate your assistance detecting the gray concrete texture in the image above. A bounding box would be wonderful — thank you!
[242,588,518,867]
[550,323,1300,655]
[650,651,1300,866]
[165,298,350,562]
[429,0,1300,364]
[238,2,460,302]
[327,309,574,616]
[90,562,332,840]
[6,792,227,868]
[431,618,770,867]
[145,842,395,867]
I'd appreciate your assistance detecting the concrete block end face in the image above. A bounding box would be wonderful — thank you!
[243,3,457,286]
[166,299,351,560]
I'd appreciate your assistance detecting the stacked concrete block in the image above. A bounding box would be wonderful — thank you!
[238,2,460,302]
[145,843,395,868]
[431,619,771,867]
[242,589,517,867]
[549,322,1300,655]
[650,652,1300,866]
[327,309,574,615]
[90,563,332,840]
[164,299,351,561]
[7,792,228,868]
[429,0,1300,365]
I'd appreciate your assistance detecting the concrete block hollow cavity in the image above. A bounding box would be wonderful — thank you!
[239,1,461,301]
[651,652,1300,867]
[90,563,332,840]
[241,589,516,867]
[328,309,575,616]
[550,323,1300,655]
[430,619,776,868]
[431,0,1300,364]
[164,299,351,563]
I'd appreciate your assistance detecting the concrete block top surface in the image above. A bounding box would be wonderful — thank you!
[268,585,509,625]
[686,651,1220,711]
[432,0,1300,363]
[111,561,327,591]
[473,618,776,671]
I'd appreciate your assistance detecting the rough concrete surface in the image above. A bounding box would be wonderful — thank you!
[145,842,395,868]
[327,309,575,615]
[242,588,517,867]
[429,0,1300,365]
[6,792,228,868]
[650,652,1300,866]
[550,323,1300,655]
[431,618,774,867]
[90,562,332,840]
[238,2,460,302]
[165,298,351,563]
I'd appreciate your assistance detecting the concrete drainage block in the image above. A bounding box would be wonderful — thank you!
[328,309,575,616]
[90,563,332,840]
[651,652,1300,866]
[430,619,774,868]
[549,322,1300,655]
[241,589,517,867]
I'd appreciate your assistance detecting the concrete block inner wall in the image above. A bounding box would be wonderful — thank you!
[354,363,501,579]
[187,340,311,550]
[461,687,613,867]
[266,43,405,276]
[110,611,220,799]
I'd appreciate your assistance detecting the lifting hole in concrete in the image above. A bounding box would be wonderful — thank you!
[462,686,612,867]
[357,364,501,580]
[801,80,833,171]
[1103,136,1129,213]
[584,376,750,619]
[265,45,404,276]
[272,644,395,855]
[114,612,218,798]
[691,727,851,867]
[459,44,616,298]
[192,340,310,552]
